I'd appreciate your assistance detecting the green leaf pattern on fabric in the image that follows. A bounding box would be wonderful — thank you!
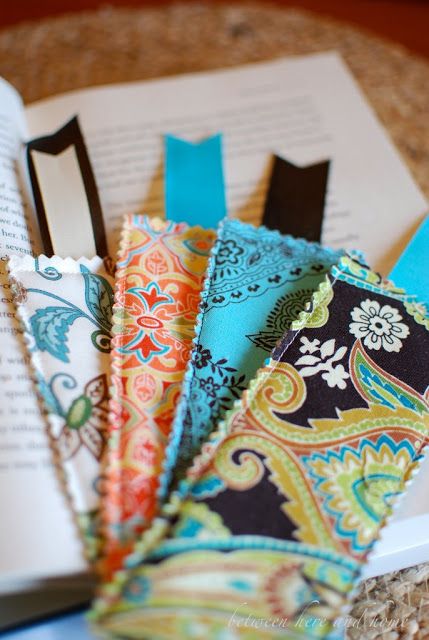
[30,307,83,362]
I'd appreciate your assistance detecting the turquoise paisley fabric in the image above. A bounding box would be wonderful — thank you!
[161,218,343,497]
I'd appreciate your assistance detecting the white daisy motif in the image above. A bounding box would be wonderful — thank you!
[349,299,409,352]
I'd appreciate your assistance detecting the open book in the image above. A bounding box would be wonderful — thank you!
[0,52,427,618]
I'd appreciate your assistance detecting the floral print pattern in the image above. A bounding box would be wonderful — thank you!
[194,344,212,369]
[57,375,109,461]
[162,219,341,498]
[349,299,409,352]
[117,283,174,363]
[294,336,350,389]
[102,215,215,578]
[93,256,429,640]
[12,223,428,640]
[9,255,114,562]
[216,238,244,266]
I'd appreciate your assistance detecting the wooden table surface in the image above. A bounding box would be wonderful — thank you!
[1,0,428,61]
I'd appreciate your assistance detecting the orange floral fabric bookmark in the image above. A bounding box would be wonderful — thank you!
[101,214,215,576]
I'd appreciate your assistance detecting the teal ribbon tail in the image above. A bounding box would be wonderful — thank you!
[389,215,429,306]
[164,133,227,228]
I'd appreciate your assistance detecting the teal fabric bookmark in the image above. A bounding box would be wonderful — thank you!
[164,134,227,228]
[160,219,343,499]
[389,216,429,307]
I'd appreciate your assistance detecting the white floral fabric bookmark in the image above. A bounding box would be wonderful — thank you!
[8,255,115,562]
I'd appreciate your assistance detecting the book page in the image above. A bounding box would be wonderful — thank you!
[25,52,427,275]
[0,79,87,583]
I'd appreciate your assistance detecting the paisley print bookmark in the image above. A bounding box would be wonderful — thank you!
[161,218,342,498]
[101,215,215,575]
[93,257,429,639]
[8,255,114,562]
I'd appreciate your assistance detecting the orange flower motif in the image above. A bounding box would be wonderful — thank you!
[102,216,214,579]
[117,283,173,363]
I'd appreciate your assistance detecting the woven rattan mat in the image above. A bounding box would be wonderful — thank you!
[1,4,429,637]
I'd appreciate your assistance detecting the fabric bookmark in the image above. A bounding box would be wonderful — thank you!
[160,218,342,498]
[164,134,227,228]
[8,255,115,562]
[101,214,215,576]
[92,256,429,639]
